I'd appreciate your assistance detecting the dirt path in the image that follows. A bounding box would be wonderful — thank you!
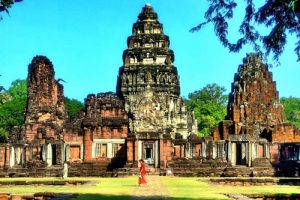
[131,175,171,200]
[226,194,255,200]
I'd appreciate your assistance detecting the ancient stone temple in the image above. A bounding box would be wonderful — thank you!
[117,4,197,168]
[1,5,299,178]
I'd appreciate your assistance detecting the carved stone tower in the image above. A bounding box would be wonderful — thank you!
[214,53,289,167]
[25,56,67,142]
[117,4,196,167]
[227,53,285,136]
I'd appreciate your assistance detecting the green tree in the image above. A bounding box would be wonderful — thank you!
[281,96,300,129]
[0,0,23,20]
[191,0,300,63]
[0,79,27,142]
[64,97,84,119]
[186,83,227,137]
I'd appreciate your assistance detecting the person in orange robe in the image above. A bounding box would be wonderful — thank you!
[138,159,147,186]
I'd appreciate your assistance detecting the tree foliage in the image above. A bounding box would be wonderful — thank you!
[64,97,84,119]
[281,96,300,129]
[186,83,227,137]
[191,0,300,63]
[0,79,27,142]
[0,0,23,20]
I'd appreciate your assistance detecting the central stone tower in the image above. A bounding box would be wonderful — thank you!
[117,4,196,167]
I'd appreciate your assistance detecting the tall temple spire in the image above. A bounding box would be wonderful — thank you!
[117,4,179,97]
[116,5,196,139]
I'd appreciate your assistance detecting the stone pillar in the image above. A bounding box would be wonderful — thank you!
[245,142,249,166]
[228,141,231,161]
[42,144,47,162]
[15,147,21,165]
[155,140,159,168]
[186,143,190,158]
[21,147,25,165]
[202,142,206,157]
[9,146,15,168]
[61,144,65,163]
[46,143,52,166]
[212,142,217,159]
[107,142,113,158]
[251,143,256,161]
[29,146,33,160]
[231,143,236,166]
[248,142,252,167]
[134,140,139,167]
[159,140,164,168]
[80,144,84,160]
[138,140,142,165]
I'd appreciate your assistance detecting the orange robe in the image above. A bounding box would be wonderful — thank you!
[138,162,147,185]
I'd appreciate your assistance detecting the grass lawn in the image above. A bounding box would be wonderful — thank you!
[163,177,300,200]
[0,177,299,200]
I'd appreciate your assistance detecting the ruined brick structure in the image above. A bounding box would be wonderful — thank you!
[117,4,197,167]
[7,56,67,169]
[212,53,299,176]
[0,56,129,176]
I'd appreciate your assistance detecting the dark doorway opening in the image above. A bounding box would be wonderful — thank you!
[52,144,57,165]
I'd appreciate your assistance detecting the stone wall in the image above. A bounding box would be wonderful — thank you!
[272,123,300,143]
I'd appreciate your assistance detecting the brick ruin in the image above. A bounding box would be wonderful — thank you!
[0,5,299,177]
[212,53,300,176]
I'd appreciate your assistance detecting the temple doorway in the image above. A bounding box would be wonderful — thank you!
[143,142,154,165]
[140,140,159,167]
[235,142,247,165]
[52,144,57,165]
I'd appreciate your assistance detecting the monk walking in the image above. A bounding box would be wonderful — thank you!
[138,159,147,186]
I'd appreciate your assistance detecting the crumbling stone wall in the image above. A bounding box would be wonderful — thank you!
[220,53,285,139]
[81,92,128,162]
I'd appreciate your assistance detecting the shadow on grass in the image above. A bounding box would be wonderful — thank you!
[70,194,222,200]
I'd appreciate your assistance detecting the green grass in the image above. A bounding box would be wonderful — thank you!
[0,177,299,200]
[0,177,136,200]
[163,177,300,200]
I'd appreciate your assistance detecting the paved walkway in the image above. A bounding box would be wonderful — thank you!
[131,175,171,200]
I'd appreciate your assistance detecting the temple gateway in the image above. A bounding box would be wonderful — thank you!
[0,4,299,177]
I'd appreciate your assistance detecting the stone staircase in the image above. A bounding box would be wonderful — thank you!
[223,166,252,177]
[167,157,229,177]
[167,157,274,177]
[68,161,110,177]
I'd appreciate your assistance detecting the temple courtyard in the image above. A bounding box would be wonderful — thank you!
[0,176,300,200]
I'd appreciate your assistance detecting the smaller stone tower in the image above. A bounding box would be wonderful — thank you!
[25,56,67,142]
[227,53,285,136]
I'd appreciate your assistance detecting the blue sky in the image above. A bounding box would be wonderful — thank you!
[0,0,299,101]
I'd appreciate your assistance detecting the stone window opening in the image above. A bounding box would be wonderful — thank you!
[95,143,107,158]
[217,143,224,158]
[190,143,195,157]
[279,144,300,161]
